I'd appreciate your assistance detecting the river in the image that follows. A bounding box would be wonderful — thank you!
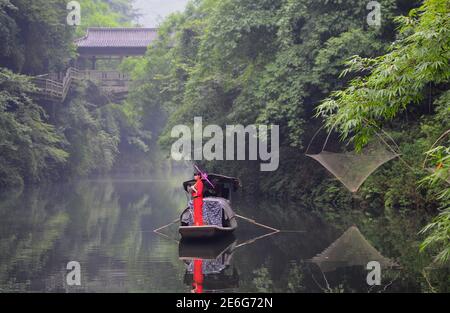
[0,166,448,293]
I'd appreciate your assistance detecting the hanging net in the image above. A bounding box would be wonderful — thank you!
[310,226,398,273]
[306,134,399,193]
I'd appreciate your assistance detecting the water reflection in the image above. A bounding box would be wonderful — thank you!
[310,226,399,273]
[0,169,447,293]
[179,236,238,293]
[308,226,400,292]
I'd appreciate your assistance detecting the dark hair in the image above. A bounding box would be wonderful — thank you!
[194,172,201,176]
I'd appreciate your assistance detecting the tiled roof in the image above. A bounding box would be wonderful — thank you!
[75,28,158,48]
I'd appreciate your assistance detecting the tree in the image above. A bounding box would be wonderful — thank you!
[316,0,449,149]
[127,0,415,196]
[0,0,75,74]
[76,0,138,35]
[316,0,449,263]
[0,68,68,188]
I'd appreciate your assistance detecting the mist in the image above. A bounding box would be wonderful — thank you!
[133,0,189,27]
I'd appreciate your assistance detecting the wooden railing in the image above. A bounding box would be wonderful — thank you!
[32,68,131,102]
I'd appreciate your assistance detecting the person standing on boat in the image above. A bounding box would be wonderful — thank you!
[191,172,204,226]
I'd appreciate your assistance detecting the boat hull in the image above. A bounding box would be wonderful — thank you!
[179,225,236,239]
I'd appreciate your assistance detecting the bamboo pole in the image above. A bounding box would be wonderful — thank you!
[234,214,280,232]
[153,218,180,233]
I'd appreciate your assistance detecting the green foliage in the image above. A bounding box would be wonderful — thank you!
[127,0,415,195]
[0,0,75,74]
[0,0,147,189]
[0,0,138,73]
[0,68,68,188]
[419,145,450,264]
[316,0,449,149]
[129,0,448,266]
[59,85,120,176]
[54,81,155,177]
[76,0,138,36]
[314,0,449,264]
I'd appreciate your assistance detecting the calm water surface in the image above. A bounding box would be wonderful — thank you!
[0,167,448,293]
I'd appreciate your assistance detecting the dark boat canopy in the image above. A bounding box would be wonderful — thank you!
[183,174,240,199]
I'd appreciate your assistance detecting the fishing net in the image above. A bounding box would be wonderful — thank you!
[311,226,398,272]
[306,130,399,193]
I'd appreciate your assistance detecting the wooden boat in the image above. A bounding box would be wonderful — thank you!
[179,174,240,240]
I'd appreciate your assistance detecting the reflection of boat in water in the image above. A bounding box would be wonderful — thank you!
[179,235,239,293]
[179,174,240,239]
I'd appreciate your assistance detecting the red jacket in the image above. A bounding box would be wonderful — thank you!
[192,179,204,198]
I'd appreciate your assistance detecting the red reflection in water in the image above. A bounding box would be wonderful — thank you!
[191,259,203,293]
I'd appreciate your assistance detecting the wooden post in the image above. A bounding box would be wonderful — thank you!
[91,56,96,70]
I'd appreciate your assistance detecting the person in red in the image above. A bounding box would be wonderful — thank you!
[191,172,204,226]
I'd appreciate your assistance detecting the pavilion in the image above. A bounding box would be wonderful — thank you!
[74,27,159,69]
